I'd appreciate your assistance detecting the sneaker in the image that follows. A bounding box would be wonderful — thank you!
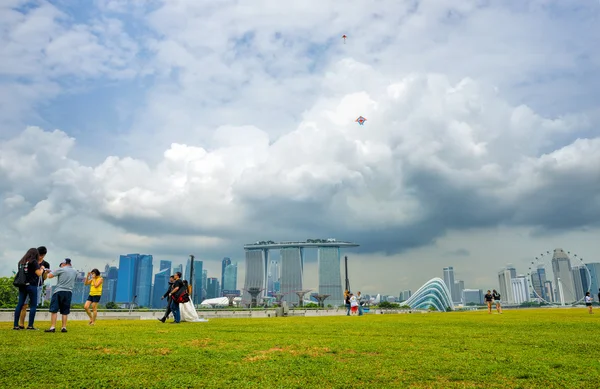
[44,328,55,333]
[158,317,165,323]
[61,328,67,333]
[12,327,20,330]
[18,326,25,329]
[26,327,39,331]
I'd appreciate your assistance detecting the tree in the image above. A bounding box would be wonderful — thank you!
[0,277,19,308]
[105,302,118,309]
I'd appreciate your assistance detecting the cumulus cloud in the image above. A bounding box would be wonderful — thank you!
[0,0,599,293]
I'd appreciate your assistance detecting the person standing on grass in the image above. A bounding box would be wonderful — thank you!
[484,290,493,314]
[350,293,358,315]
[597,288,600,306]
[18,246,50,329]
[168,272,184,324]
[45,258,77,333]
[357,291,364,316]
[84,269,103,325]
[158,276,175,323]
[584,292,593,314]
[492,289,502,314]
[13,248,45,330]
[344,290,351,316]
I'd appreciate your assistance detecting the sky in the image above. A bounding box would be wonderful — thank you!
[1,0,599,296]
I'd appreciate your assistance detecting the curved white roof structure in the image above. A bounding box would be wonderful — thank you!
[404,277,455,311]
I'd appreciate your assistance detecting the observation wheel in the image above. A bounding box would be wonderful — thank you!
[527,249,590,306]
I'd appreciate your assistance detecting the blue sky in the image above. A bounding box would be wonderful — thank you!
[0,0,599,294]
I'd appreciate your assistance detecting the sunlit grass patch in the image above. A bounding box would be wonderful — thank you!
[1,309,598,388]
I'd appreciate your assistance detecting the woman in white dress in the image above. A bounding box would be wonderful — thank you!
[179,280,207,322]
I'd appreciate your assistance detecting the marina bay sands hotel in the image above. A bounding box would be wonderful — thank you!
[243,239,359,306]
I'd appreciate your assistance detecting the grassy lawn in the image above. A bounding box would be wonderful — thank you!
[1,309,598,388]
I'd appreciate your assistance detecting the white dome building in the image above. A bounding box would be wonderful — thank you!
[404,277,455,311]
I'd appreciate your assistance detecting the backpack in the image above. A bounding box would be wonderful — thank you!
[13,262,28,288]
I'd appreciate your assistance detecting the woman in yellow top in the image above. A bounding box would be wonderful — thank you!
[84,269,103,325]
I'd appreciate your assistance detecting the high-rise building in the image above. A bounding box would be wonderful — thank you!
[511,275,530,305]
[159,260,172,273]
[267,260,279,296]
[72,271,89,305]
[100,265,119,304]
[115,254,139,304]
[206,277,220,299]
[585,263,600,299]
[152,269,171,309]
[530,265,547,301]
[221,257,231,295]
[173,264,183,275]
[544,280,555,302]
[443,267,457,302]
[399,290,412,302]
[280,247,304,303]
[498,264,517,304]
[183,257,203,302]
[551,249,576,303]
[454,280,465,304]
[572,265,589,302]
[317,247,343,306]
[223,263,238,292]
[462,289,483,305]
[243,249,268,301]
[136,254,153,308]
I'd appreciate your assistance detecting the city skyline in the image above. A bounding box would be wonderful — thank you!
[1,1,599,297]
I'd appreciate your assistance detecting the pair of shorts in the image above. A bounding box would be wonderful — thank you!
[87,295,101,303]
[586,303,592,307]
[50,291,72,315]
[351,306,358,312]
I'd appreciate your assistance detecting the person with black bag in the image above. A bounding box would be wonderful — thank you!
[157,276,175,323]
[168,272,184,324]
[13,248,45,330]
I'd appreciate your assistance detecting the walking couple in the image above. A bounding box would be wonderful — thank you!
[158,272,206,323]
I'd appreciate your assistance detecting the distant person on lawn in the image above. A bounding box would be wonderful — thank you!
[484,290,493,314]
[492,290,502,314]
[45,258,77,333]
[84,269,103,325]
[584,292,593,314]
[168,272,184,324]
[18,246,50,329]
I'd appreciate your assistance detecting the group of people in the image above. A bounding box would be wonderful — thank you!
[484,290,503,314]
[156,272,205,323]
[12,246,104,332]
[344,290,365,316]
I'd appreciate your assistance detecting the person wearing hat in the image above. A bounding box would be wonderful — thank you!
[45,258,77,333]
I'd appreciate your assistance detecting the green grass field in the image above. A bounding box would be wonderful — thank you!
[1,309,598,388]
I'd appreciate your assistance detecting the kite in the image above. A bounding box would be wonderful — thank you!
[355,116,367,125]
[342,34,347,44]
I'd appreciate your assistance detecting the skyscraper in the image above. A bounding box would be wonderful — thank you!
[206,277,220,299]
[462,289,483,305]
[243,249,268,301]
[443,267,457,303]
[223,262,238,292]
[115,254,139,304]
[280,247,304,303]
[454,280,465,304]
[100,265,119,304]
[201,269,207,301]
[152,268,170,309]
[267,260,279,296]
[498,264,517,304]
[136,254,153,308]
[530,265,547,301]
[173,264,183,274]
[511,275,530,305]
[318,247,343,306]
[551,249,576,303]
[585,263,600,299]
[572,265,589,302]
[159,260,172,273]
[221,257,231,295]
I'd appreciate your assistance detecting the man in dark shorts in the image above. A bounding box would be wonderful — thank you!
[45,258,77,333]
[19,246,50,328]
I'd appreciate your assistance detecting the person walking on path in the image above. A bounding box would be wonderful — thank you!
[357,291,364,316]
[45,258,77,333]
[84,269,103,325]
[168,272,184,324]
